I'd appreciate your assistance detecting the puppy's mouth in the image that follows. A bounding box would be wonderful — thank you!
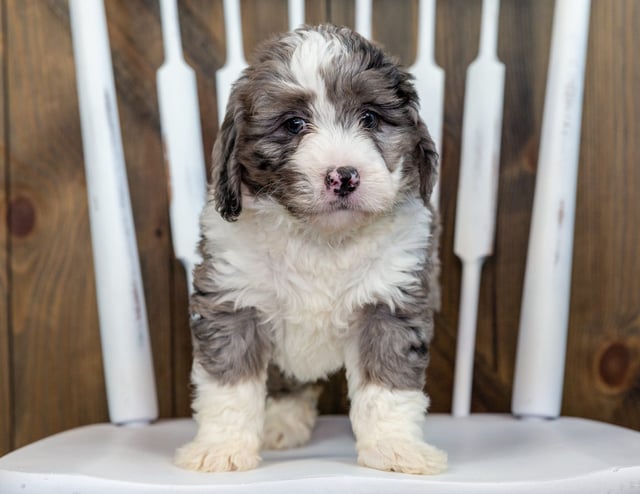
[327,197,359,211]
[303,195,382,231]
[305,206,371,232]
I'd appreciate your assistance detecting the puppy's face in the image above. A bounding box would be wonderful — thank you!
[213,25,437,230]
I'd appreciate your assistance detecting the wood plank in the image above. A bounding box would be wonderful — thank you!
[6,0,176,448]
[372,0,417,66]
[242,0,288,57]
[6,0,107,448]
[0,0,12,456]
[564,0,640,430]
[170,258,192,417]
[176,0,224,150]
[327,0,354,28]
[304,0,328,25]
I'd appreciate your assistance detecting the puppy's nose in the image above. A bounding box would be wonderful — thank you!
[325,166,360,196]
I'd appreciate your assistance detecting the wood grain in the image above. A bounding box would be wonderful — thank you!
[0,0,12,456]
[371,0,418,66]
[2,0,639,453]
[304,0,327,25]
[242,0,289,56]
[327,0,355,28]
[170,258,192,417]
[564,0,640,428]
[6,0,107,448]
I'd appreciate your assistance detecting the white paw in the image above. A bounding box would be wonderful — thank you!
[263,387,319,450]
[357,438,448,475]
[174,440,261,472]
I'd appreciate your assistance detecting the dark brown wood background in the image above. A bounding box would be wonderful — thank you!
[1,0,639,454]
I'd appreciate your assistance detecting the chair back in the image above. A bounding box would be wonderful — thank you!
[70,0,591,426]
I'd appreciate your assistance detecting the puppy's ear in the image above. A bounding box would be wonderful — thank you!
[211,94,242,221]
[414,119,439,206]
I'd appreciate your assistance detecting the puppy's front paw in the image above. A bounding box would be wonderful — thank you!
[357,439,447,475]
[174,441,261,472]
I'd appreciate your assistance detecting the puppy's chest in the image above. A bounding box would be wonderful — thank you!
[245,234,399,380]
[210,207,431,379]
[266,246,364,380]
[237,228,410,327]
[257,234,378,323]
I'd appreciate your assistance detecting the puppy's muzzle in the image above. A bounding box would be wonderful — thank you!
[325,167,360,197]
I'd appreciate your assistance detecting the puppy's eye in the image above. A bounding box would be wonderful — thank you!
[360,110,379,129]
[361,112,377,129]
[284,117,308,135]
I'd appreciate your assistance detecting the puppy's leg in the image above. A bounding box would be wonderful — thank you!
[175,363,266,471]
[175,301,271,472]
[348,382,447,474]
[346,303,447,475]
[263,385,321,450]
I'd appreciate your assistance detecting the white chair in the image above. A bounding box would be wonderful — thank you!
[1,1,638,493]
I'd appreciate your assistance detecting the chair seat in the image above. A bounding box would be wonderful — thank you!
[1,414,639,493]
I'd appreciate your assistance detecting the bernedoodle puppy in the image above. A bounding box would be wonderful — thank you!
[175,24,447,475]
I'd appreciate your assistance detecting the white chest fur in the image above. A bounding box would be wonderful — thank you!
[200,198,432,382]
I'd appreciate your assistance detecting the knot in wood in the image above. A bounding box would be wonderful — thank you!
[8,196,36,237]
[596,341,634,394]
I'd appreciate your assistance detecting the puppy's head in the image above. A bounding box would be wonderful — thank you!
[212,25,437,230]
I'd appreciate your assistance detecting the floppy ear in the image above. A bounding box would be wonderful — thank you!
[211,93,242,222]
[414,119,439,206]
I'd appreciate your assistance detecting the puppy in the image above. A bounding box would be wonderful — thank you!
[175,24,447,475]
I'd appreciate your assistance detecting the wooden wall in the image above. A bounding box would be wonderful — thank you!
[1,0,639,454]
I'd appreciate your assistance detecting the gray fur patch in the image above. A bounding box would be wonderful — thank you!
[190,258,272,384]
[355,213,439,391]
[356,296,434,390]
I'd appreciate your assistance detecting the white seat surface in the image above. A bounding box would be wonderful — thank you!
[1,414,639,493]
